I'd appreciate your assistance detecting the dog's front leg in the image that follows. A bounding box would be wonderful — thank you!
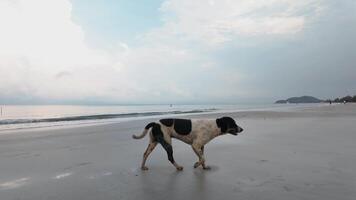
[201,146,211,170]
[192,144,210,170]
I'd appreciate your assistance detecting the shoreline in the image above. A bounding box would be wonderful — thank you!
[0,103,334,133]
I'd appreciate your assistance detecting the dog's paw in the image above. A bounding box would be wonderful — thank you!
[176,166,184,171]
[194,162,201,168]
[203,166,211,170]
[141,166,149,170]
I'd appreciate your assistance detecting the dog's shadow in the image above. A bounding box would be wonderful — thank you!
[191,165,220,198]
[137,164,219,185]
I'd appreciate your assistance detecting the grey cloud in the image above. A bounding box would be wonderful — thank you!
[55,71,72,79]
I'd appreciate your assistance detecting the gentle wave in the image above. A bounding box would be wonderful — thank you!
[0,109,215,126]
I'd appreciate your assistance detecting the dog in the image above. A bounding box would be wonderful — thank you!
[132,116,243,171]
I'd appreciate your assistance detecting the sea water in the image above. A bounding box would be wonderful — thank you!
[0,104,320,131]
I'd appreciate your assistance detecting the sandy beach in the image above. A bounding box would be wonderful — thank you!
[0,104,355,200]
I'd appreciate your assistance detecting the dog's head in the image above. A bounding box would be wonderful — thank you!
[216,116,243,135]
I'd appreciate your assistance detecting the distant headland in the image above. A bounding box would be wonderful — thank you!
[275,95,356,104]
[275,96,322,104]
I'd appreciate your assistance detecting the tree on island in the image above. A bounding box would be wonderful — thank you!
[333,95,356,103]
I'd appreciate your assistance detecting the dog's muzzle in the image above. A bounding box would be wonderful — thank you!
[227,126,243,135]
[234,127,243,135]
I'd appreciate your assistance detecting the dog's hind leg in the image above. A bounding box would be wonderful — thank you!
[159,140,183,171]
[152,123,183,171]
[192,144,210,170]
[141,142,157,170]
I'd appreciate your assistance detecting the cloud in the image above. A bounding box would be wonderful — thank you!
[157,0,323,45]
[55,71,72,79]
[128,0,325,102]
[0,0,332,104]
[0,0,122,102]
[0,0,203,103]
[0,0,107,66]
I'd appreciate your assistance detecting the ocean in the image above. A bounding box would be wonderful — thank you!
[0,104,318,131]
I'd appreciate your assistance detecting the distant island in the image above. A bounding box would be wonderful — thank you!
[276,95,356,104]
[275,96,323,104]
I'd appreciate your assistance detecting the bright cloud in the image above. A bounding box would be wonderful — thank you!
[0,0,122,101]
[0,0,107,66]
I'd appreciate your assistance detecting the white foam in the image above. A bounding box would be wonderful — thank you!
[53,172,72,179]
[0,177,30,190]
[102,172,112,176]
[88,171,112,180]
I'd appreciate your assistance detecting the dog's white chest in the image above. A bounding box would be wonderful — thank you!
[190,120,220,144]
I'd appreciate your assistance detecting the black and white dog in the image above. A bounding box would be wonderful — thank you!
[133,117,243,171]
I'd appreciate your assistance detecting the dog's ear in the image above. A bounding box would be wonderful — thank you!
[216,117,228,133]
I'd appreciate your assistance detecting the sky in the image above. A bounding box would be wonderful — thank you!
[0,0,355,104]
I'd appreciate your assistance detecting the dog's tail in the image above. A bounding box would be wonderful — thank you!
[132,122,156,139]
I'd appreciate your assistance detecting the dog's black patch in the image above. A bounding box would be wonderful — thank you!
[160,140,175,164]
[145,122,156,130]
[160,118,174,127]
[216,117,239,134]
[216,118,228,133]
[151,123,176,164]
[173,119,192,135]
[151,123,164,142]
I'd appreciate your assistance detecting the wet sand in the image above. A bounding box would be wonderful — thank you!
[0,104,355,200]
